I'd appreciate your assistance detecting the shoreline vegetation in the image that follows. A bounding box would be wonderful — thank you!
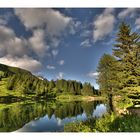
[56,95,106,102]
[0,94,105,104]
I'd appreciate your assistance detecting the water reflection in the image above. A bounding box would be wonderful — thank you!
[0,100,107,132]
[93,104,107,117]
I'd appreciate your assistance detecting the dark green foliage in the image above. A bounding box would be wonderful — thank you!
[64,121,92,132]
[7,75,17,90]
[81,82,95,96]
[65,113,140,132]
[7,73,48,96]
[97,54,119,96]
[56,79,83,95]
[94,113,140,132]
[0,63,98,98]
[97,22,140,106]
[113,22,140,94]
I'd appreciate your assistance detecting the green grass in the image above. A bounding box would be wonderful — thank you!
[65,121,93,132]
[56,94,85,102]
[64,112,140,132]
[94,113,140,132]
[55,94,105,102]
[114,96,133,109]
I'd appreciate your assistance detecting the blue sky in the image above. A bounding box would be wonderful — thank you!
[0,8,140,89]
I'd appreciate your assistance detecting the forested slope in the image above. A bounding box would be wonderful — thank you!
[0,63,98,101]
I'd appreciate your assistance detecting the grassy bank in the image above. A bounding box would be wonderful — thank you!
[55,94,105,102]
[64,94,140,132]
[64,112,140,132]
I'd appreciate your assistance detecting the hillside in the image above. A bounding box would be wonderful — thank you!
[0,63,48,102]
[0,63,99,102]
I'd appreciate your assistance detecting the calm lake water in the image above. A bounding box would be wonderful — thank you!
[0,100,108,132]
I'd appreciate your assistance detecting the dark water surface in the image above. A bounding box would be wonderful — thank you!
[0,100,107,132]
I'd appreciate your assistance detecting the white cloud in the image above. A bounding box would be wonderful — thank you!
[52,49,59,57]
[15,9,72,36]
[0,55,42,73]
[0,25,43,73]
[93,8,115,42]
[118,8,137,19]
[46,65,55,70]
[135,18,140,29]
[29,29,49,57]
[56,72,64,79]
[0,25,15,42]
[58,60,65,65]
[0,25,28,57]
[87,71,99,78]
[14,9,74,58]
[80,39,92,48]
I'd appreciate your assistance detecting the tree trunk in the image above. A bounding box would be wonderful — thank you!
[109,94,114,112]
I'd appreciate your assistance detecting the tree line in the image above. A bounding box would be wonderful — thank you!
[0,67,99,97]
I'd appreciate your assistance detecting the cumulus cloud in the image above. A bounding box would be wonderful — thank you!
[56,72,64,79]
[29,29,49,57]
[58,60,65,65]
[0,55,42,72]
[0,9,76,74]
[87,71,99,78]
[93,8,115,42]
[15,9,72,36]
[0,25,28,57]
[46,65,55,70]
[14,8,75,58]
[80,39,92,48]
[118,8,137,19]
[0,25,42,73]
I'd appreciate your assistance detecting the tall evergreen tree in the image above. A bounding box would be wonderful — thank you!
[97,54,119,111]
[113,22,140,95]
[97,54,119,95]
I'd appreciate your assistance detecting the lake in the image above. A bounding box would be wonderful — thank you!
[0,100,108,132]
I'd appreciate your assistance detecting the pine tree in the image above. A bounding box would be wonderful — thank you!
[97,54,119,111]
[97,54,119,95]
[113,22,140,95]
[81,82,94,96]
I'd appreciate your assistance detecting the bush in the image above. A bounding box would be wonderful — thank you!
[94,113,116,132]
[95,113,140,132]
[64,113,140,132]
[64,122,92,132]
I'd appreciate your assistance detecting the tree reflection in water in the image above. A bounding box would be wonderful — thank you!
[0,100,107,132]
